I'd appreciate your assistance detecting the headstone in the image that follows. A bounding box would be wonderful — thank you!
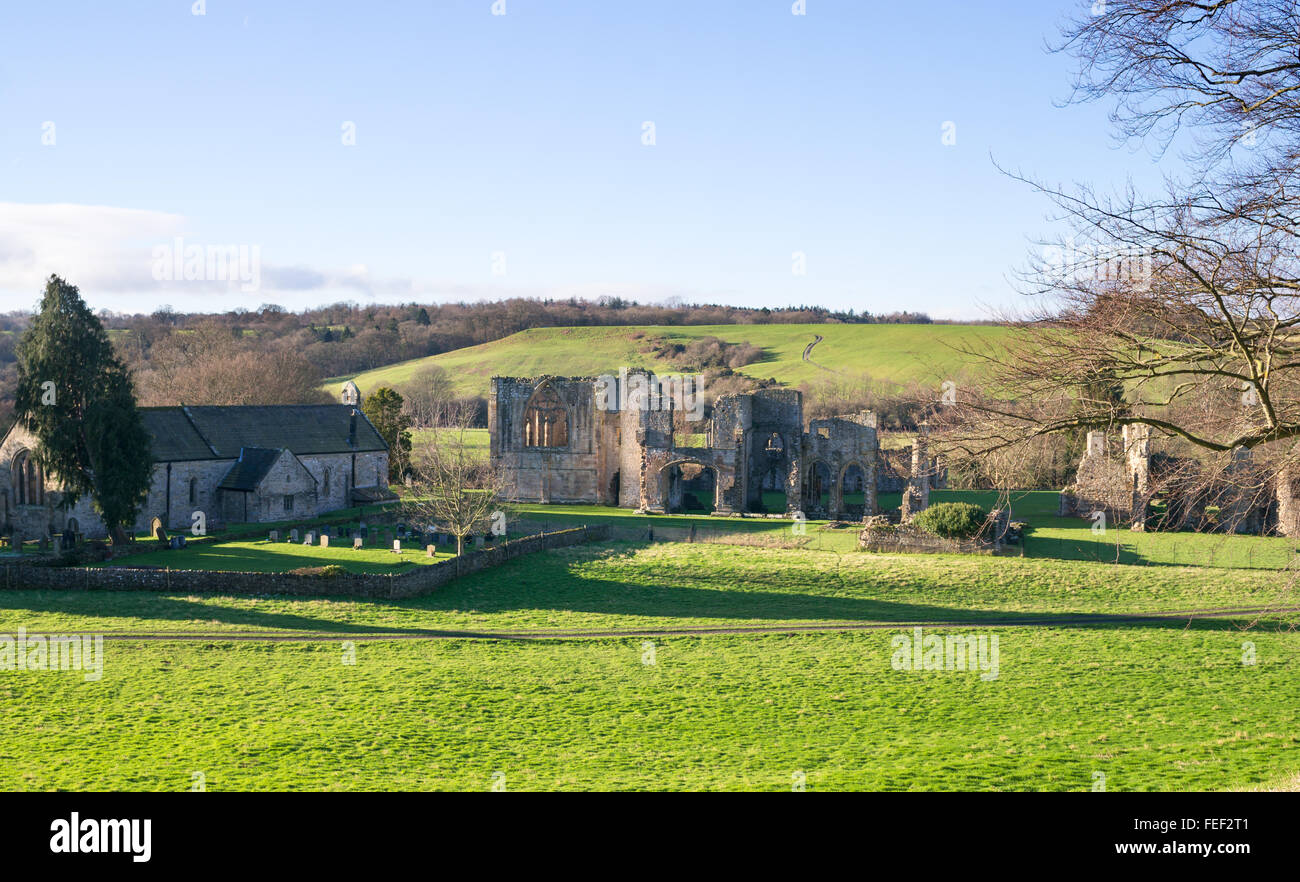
[396,522,407,538]
[169,535,180,550]
[269,530,279,543]
[39,537,50,552]
[151,517,167,542]
[320,534,329,548]
[290,528,299,543]
[353,537,363,550]
[474,534,484,549]
[392,539,401,554]
[9,532,20,552]
[304,531,315,545]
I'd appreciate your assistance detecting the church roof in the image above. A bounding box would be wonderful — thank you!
[217,447,287,491]
[140,405,387,462]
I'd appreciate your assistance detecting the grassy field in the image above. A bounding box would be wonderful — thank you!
[327,323,1012,400]
[0,541,1296,790]
[106,537,454,575]
[6,483,1299,790]
[1,541,1291,637]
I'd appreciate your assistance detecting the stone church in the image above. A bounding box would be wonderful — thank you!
[490,371,892,518]
[0,382,391,541]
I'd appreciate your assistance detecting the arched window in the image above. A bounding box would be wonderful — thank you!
[323,468,331,497]
[765,432,784,453]
[188,477,198,506]
[12,450,42,506]
[523,384,569,448]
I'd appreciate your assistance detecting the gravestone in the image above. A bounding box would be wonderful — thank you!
[269,530,279,543]
[9,532,20,552]
[392,539,401,554]
[290,528,299,543]
[151,517,167,543]
[353,537,363,550]
[396,523,407,538]
[320,534,329,548]
[304,531,315,545]
[426,544,435,557]
[474,534,485,549]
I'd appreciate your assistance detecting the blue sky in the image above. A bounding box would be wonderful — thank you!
[0,0,1180,318]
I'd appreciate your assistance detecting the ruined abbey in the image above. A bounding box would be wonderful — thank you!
[489,371,939,518]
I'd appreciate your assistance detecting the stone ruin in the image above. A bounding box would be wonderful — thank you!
[1061,424,1296,535]
[490,372,941,520]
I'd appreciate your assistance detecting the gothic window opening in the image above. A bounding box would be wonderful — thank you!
[523,384,570,448]
[13,450,43,506]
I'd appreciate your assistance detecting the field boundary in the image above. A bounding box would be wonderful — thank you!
[0,525,610,599]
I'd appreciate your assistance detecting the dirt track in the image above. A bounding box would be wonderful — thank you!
[43,603,1299,643]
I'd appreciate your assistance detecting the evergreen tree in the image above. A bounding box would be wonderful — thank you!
[15,276,153,544]
[362,386,412,481]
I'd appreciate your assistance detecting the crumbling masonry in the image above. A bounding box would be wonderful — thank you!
[490,373,908,519]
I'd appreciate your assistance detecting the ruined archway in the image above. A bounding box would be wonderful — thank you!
[840,462,866,518]
[806,461,832,514]
[661,460,717,514]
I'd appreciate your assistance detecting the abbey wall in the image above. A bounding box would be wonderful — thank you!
[490,372,895,519]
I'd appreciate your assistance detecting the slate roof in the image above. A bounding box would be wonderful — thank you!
[139,405,386,463]
[217,447,286,492]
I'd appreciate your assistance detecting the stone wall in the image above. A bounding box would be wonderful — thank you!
[493,374,883,519]
[0,525,610,599]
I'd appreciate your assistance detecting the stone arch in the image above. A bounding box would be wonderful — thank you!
[12,449,43,507]
[660,458,718,514]
[522,381,570,449]
[839,461,867,517]
[806,460,833,513]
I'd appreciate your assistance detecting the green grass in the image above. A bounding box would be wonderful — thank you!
[3,542,1290,637]
[327,323,1011,400]
[2,539,1298,790]
[1,626,1296,791]
[105,537,454,575]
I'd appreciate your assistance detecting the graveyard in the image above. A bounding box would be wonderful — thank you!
[109,521,463,575]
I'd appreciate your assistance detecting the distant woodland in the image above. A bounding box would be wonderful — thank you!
[0,296,940,432]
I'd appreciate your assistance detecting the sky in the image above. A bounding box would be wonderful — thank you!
[0,0,1186,320]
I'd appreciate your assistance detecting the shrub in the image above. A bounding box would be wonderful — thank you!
[911,502,988,539]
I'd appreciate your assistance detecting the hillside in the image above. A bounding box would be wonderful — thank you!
[327,323,1011,400]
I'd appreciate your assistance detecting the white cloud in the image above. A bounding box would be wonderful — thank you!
[0,202,715,312]
[0,202,184,300]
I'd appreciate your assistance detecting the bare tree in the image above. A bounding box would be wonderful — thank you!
[935,0,1300,534]
[398,365,455,428]
[401,402,506,556]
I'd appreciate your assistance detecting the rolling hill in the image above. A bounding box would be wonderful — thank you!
[327,323,1012,400]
